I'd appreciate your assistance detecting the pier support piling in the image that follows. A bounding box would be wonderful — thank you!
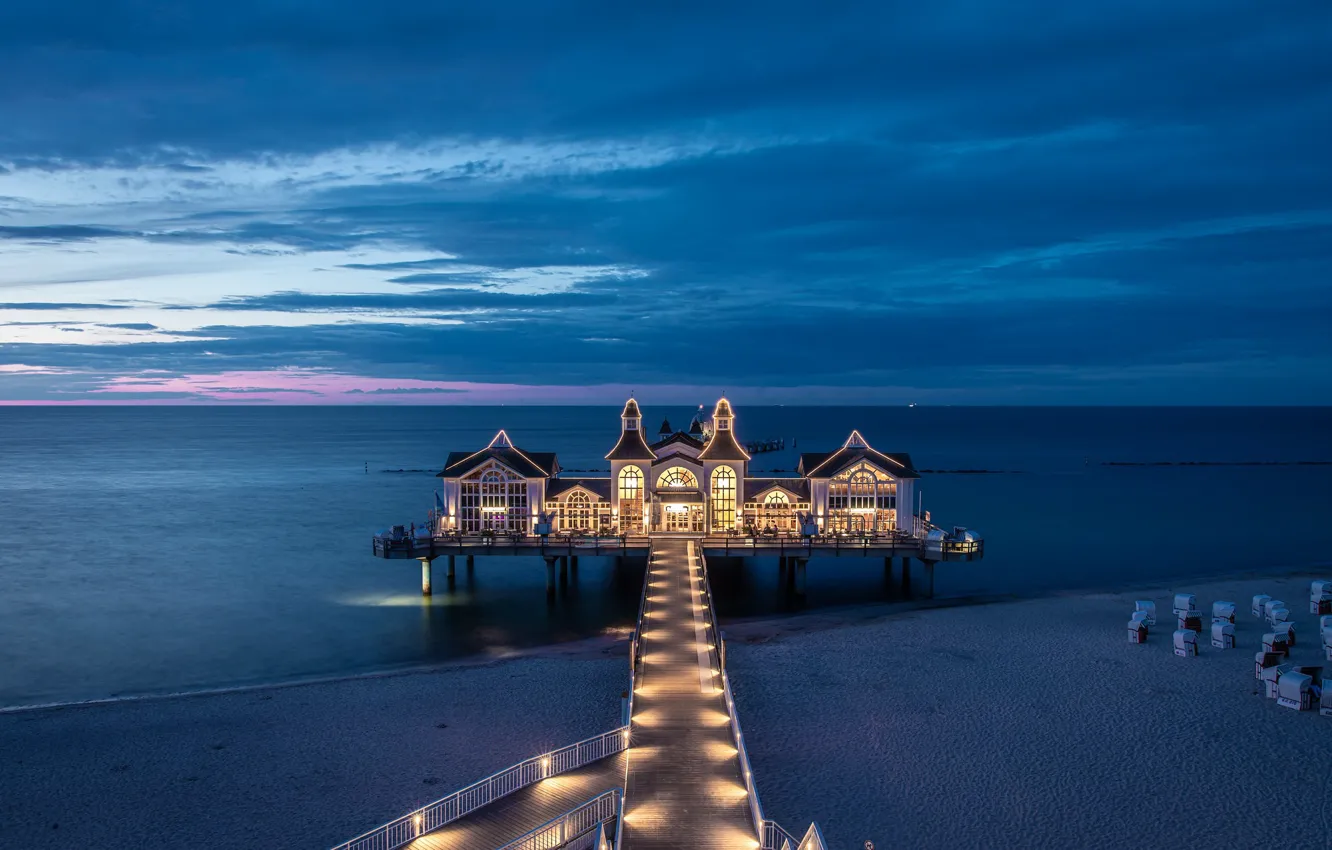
[926,561,936,599]
[544,557,557,596]
[420,558,432,596]
[559,556,569,581]
[901,557,912,599]
[569,556,579,575]
[794,558,807,595]
[446,556,456,579]
[466,554,475,570]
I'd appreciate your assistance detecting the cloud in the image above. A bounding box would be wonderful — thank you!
[0,0,1329,403]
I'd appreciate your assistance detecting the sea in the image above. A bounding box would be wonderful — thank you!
[1,405,1329,709]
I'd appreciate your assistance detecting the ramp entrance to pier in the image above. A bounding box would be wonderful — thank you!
[619,538,757,849]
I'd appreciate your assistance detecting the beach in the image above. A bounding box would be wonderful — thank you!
[3,571,1329,849]
[729,570,1332,849]
[0,651,626,850]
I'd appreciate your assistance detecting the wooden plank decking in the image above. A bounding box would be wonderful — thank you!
[619,538,758,849]
[403,753,625,850]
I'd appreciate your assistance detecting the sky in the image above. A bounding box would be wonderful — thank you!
[1,0,1330,405]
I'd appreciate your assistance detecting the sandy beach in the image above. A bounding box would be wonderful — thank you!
[0,653,626,850]
[728,571,1332,849]
[3,571,1328,849]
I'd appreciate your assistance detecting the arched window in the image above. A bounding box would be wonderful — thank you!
[460,465,528,533]
[827,464,896,532]
[657,467,698,488]
[711,466,736,531]
[618,466,644,532]
[849,470,876,511]
[565,490,591,531]
[764,491,789,507]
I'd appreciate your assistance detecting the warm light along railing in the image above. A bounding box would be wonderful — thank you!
[614,542,656,850]
[329,729,627,850]
[495,789,621,850]
[695,542,823,850]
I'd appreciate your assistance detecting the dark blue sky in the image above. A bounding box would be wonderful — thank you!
[1,0,1330,403]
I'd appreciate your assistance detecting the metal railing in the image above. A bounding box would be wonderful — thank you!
[699,531,922,558]
[495,790,621,850]
[329,729,628,850]
[372,533,652,558]
[696,543,829,850]
[613,542,655,850]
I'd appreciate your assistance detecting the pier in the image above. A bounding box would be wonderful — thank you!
[340,398,984,849]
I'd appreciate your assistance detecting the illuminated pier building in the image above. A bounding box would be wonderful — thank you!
[434,397,925,538]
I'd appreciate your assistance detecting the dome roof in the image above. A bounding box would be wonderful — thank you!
[658,417,673,435]
[621,398,641,419]
[714,397,734,419]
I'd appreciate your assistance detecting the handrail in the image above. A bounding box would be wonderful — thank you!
[494,789,621,850]
[696,543,827,850]
[329,728,628,850]
[615,541,655,850]
[694,543,767,840]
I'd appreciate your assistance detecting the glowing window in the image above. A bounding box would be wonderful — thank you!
[657,467,698,488]
[710,465,736,531]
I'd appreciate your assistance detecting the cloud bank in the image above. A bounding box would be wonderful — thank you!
[1,0,1330,403]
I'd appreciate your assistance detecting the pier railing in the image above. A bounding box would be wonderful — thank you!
[372,532,651,558]
[495,789,621,850]
[694,543,825,849]
[329,728,628,850]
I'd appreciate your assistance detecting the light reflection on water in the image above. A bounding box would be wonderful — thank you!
[0,405,1329,707]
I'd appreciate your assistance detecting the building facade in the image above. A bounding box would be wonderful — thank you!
[434,398,920,537]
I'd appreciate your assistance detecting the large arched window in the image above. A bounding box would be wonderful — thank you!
[657,467,698,488]
[565,490,591,531]
[710,466,736,531]
[460,465,528,533]
[618,466,644,533]
[827,464,896,532]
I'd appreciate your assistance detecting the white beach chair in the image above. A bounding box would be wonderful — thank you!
[1260,664,1286,698]
[1321,616,1332,633]
[1253,594,1271,618]
[1322,627,1332,661]
[1277,671,1314,711]
[1324,686,1332,717]
[1173,629,1198,657]
[1255,651,1283,679]
[1311,587,1332,615]
[1173,594,1198,617]
[1270,607,1291,627]
[1313,580,1331,599]
[1211,601,1236,624]
[1211,621,1236,649]
[1177,611,1204,633]
[1128,617,1148,644]
[1264,599,1285,622]
[1273,620,1295,647]
[1262,632,1290,658]
[1134,600,1157,626]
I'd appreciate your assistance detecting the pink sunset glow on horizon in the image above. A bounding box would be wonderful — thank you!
[0,367,934,405]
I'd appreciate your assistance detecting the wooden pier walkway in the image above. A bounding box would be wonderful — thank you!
[403,753,625,850]
[619,538,758,849]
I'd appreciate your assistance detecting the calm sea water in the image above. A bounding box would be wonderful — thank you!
[1,406,1329,708]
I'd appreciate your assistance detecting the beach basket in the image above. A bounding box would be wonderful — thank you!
[1134,600,1157,626]
[1210,621,1235,650]
[1173,629,1197,657]
[1211,601,1236,624]
[1253,594,1271,618]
